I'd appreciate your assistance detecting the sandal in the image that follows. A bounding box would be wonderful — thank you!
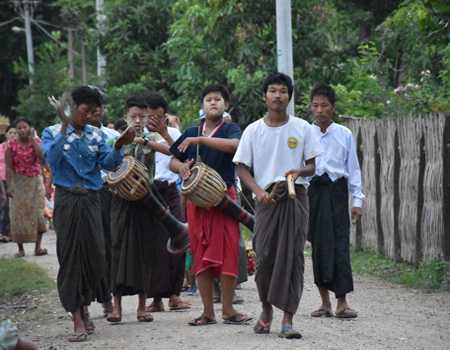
[34,248,48,256]
[335,307,358,319]
[223,313,252,325]
[146,302,165,313]
[169,300,191,311]
[67,332,88,342]
[188,315,217,326]
[253,319,271,334]
[137,311,154,322]
[15,251,25,258]
[311,307,333,318]
[106,310,122,323]
[278,324,302,339]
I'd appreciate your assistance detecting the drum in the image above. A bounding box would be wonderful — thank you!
[107,156,189,254]
[181,162,226,208]
[106,156,149,201]
[181,162,255,231]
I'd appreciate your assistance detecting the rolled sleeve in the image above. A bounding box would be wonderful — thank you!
[232,127,252,168]
[303,123,321,161]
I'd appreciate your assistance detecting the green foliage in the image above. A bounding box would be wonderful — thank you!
[166,0,277,126]
[351,250,450,291]
[106,82,150,120]
[14,31,70,130]
[10,0,450,127]
[0,258,54,297]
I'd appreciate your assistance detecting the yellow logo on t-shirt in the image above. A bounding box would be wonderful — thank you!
[287,137,298,149]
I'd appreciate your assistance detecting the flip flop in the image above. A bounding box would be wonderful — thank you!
[335,307,358,319]
[34,248,48,256]
[169,300,191,311]
[106,312,122,323]
[311,308,333,318]
[137,311,154,322]
[188,315,217,326]
[253,319,271,334]
[146,302,165,312]
[278,324,302,339]
[223,313,252,325]
[67,332,88,342]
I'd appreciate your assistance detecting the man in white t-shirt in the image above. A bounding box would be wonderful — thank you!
[233,72,321,339]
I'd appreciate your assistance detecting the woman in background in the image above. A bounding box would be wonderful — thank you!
[6,118,47,257]
[0,126,16,243]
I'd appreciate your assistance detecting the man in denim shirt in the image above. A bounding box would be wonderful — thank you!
[42,86,134,342]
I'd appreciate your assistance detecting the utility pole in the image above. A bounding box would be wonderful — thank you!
[276,0,294,115]
[13,0,38,85]
[96,0,106,79]
[61,8,80,82]
[81,33,87,84]
[67,28,75,79]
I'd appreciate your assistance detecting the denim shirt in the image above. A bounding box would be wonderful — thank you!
[42,123,124,191]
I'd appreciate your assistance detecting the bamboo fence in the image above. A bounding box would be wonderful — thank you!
[344,113,448,264]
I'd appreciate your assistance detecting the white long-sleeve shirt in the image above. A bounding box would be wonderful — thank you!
[311,122,365,208]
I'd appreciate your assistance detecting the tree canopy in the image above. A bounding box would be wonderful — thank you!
[1,0,448,129]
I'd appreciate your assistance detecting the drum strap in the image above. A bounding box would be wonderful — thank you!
[196,119,225,162]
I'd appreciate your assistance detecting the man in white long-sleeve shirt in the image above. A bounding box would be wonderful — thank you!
[308,84,364,319]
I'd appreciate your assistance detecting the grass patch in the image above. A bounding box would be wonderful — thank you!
[0,258,54,297]
[351,250,450,292]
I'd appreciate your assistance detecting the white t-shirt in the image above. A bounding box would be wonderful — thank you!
[233,116,321,189]
[154,127,182,183]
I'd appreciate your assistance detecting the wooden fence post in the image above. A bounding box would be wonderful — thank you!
[377,119,397,260]
[444,114,450,261]
[397,116,423,264]
[359,120,378,252]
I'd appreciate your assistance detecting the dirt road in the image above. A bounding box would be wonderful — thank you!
[1,232,449,350]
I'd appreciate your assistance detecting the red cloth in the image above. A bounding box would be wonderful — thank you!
[8,139,41,177]
[186,186,240,278]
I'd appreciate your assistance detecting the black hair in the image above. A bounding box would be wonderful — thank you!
[71,86,103,107]
[143,93,169,113]
[5,125,14,133]
[114,118,128,132]
[310,84,336,105]
[262,72,294,100]
[200,84,230,104]
[87,85,107,105]
[125,95,147,110]
[12,117,32,128]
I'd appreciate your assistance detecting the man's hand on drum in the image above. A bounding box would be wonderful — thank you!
[133,137,147,145]
[115,127,136,149]
[255,188,275,205]
[177,137,201,153]
[180,159,194,180]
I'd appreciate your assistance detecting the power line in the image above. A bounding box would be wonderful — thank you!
[0,17,20,28]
